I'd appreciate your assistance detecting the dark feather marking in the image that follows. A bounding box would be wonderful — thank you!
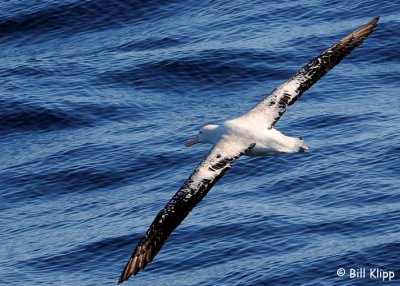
[118,142,255,283]
[251,17,379,128]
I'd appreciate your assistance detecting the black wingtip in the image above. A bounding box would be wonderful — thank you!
[368,16,380,28]
[118,258,132,284]
[118,271,130,284]
[352,16,380,37]
[118,272,125,284]
[118,260,137,284]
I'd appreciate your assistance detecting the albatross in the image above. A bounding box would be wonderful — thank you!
[119,17,379,283]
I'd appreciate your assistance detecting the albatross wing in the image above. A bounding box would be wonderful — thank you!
[242,17,379,128]
[118,139,255,283]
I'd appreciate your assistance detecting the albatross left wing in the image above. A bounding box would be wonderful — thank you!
[242,17,379,128]
[118,138,255,283]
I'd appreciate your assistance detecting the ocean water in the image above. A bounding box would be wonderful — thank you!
[1,1,399,285]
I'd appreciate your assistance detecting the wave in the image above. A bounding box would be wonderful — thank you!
[297,113,378,130]
[0,143,191,204]
[26,234,133,272]
[0,0,174,38]
[100,49,293,91]
[0,98,136,134]
[0,99,92,134]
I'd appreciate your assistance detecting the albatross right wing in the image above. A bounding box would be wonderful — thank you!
[118,138,255,283]
[242,17,379,128]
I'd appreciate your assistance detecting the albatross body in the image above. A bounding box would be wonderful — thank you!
[118,17,379,283]
[186,119,307,156]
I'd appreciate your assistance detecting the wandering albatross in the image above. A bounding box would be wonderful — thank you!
[118,17,379,283]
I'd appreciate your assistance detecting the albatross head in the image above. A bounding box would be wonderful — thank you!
[185,124,220,147]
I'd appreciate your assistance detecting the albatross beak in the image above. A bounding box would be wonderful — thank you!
[185,136,199,147]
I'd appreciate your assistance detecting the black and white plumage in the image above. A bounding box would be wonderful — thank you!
[118,17,379,283]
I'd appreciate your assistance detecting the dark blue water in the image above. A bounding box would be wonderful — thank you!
[1,1,399,285]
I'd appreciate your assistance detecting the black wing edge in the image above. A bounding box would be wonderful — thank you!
[286,16,380,107]
[250,16,379,128]
[118,143,256,284]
